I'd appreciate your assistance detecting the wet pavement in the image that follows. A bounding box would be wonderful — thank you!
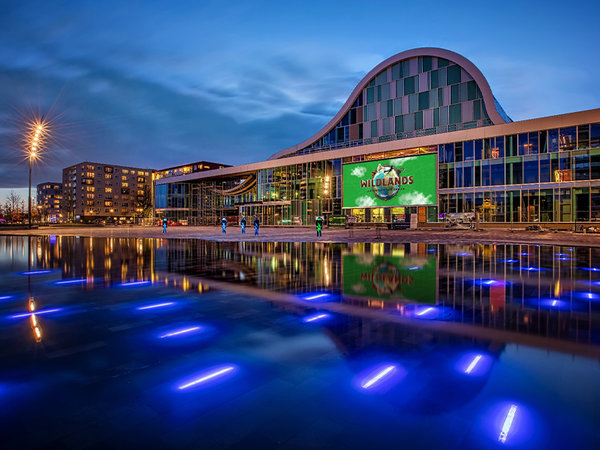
[0,235,599,449]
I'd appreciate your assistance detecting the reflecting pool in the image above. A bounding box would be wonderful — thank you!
[0,235,599,449]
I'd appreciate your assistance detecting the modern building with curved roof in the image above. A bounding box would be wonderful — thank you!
[154,48,600,227]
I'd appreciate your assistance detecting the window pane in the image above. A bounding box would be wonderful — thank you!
[449,104,461,124]
[548,129,559,152]
[451,84,460,104]
[366,87,375,104]
[409,94,418,113]
[447,65,461,85]
[591,124,600,148]
[559,127,576,151]
[467,81,476,100]
[404,76,416,95]
[578,124,590,148]
[473,100,481,120]
[395,116,403,133]
[463,141,474,160]
[430,70,439,89]
[523,156,539,183]
[371,120,378,137]
[415,111,423,130]
[422,56,432,72]
[419,92,429,110]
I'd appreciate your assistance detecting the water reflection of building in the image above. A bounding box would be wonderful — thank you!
[156,239,600,349]
[154,240,341,293]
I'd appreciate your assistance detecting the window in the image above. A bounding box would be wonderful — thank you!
[559,127,576,151]
[404,76,416,95]
[415,112,423,130]
[447,65,461,85]
[421,56,432,72]
[395,116,403,133]
[463,141,474,160]
[371,121,378,138]
[578,125,590,148]
[430,70,439,89]
[523,156,539,183]
[449,104,461,124]
[451,85,460,104]
[591,124,600,148]
[418,92,429,110]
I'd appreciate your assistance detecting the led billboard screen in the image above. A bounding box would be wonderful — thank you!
[342,153,437,208]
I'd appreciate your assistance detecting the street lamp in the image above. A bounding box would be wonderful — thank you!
[26,119,49,229]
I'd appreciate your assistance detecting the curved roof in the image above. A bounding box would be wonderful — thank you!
[269,47,509,160]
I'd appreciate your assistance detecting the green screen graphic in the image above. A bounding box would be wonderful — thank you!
[343,254,436,303]
[342,153,437,208]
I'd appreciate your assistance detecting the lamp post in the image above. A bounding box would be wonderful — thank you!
[26,120,48,229]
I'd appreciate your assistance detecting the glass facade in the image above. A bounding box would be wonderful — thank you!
[289,55,495,158]
[157,121,600,226]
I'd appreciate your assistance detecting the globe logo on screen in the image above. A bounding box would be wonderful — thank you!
[372,261,400,295]
[371,164,403,201]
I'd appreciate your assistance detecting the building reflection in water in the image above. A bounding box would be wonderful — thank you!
[10,236,600,348]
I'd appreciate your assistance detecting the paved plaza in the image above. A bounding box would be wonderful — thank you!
[2,225,599,247]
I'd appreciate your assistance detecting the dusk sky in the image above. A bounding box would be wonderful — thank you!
[1,0,599,203]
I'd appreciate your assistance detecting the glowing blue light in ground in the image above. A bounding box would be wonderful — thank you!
[473,279,507,287]
[455,252,472,256]
[0,295,13,301]
[538,298,569,310]
[54,278,87,285]
[465,355,482,374]
[456,353,492,376]
[517,252,531,256]
[555,253,568,256]
[177,365,235,390]
[499,259,519,263]
[426,249,437,252]
[520,267,544,272]
[408,266,421,271]
[361,365,396,389]
[303,293,330,301]
[9,308,62,319]
[499,404,518,443]
[137,302,175,311]
[19,270,52,276]
[303,312,331,323]
[574,291,600,301]
[119,280,151,287]
[580,267,600,272]
[159,326,202,338]
[566,248,575,251]
[556,257,573,261]
[416,307,435,317]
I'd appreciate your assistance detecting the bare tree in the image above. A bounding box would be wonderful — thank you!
[6,191,23,222]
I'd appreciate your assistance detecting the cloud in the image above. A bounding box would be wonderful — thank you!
[355,195,376,207]
[351,166,366,177]
[396,191,433,205]
[390,156,416,166]
[352,283,366,293]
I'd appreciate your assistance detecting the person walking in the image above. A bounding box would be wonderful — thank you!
[162,217,168,233]
[221,217,227,233]
[253,216,260,236]
[240,216,246,234]
[315,216,324,237]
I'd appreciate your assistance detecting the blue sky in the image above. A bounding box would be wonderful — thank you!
[1,0,598,203]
